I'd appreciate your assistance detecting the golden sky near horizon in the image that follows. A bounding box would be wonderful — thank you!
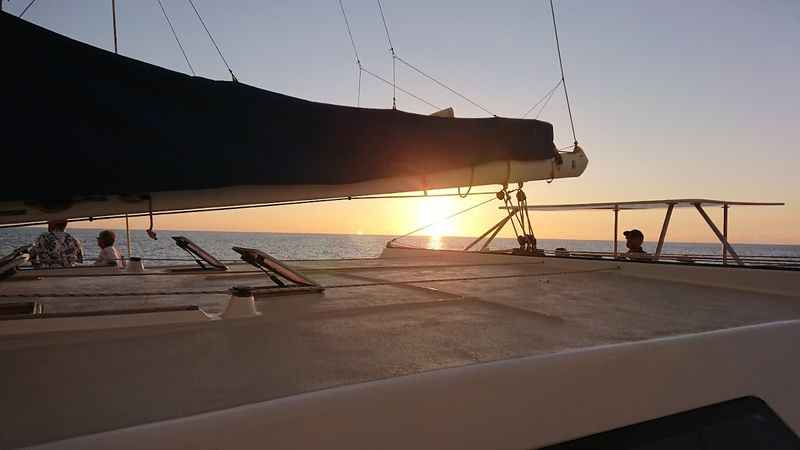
[69,186,798,245]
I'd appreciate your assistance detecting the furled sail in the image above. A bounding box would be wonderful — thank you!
[0,12,587,224]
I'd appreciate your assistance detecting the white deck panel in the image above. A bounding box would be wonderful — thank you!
[0,251,798,448]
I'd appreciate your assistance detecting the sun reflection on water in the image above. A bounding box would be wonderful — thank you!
[417,197,456,247]
[428,234,443,250]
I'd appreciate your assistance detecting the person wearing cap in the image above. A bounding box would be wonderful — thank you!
[29,220,84,268]
[622,229,650,259]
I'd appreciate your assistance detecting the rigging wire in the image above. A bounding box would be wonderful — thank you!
[371,1,497,115]
[521,79,562,119]
[549,0,577,145]
[338,0,361,67]
[361,67,441,110]
[388,194,502,246]
[338,0,438,110]
[337,0,363,106]
[187,0,237,82]
[534,82,560,120]
[157,0,195,75]
[376,0,395,56]
[357,68,363,106]
[18,0,37,18]
[376,0,397,109]
[395,56,496,117]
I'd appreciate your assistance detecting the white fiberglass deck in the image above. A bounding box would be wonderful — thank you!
[0,249,798,448]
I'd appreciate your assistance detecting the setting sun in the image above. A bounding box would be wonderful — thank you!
[417,197,457,237]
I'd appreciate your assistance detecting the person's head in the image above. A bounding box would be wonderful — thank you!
[47,220,68,232]
[624,229,644,249]
[97,230,116,249]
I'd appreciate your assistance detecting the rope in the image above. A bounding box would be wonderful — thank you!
[0,191,499,229]
[523,196,535,237]
[18,0,37,18]
[521,79,562,119]
[157,0,195,75]
[361,67,441,110]
[457,166,474,198]
[549,0,577,144]
[502,190,524,236]
[187,0,237,82]
[396,56,496,117]
[505,201,520,238]
[376,0,397,109]
[146,196,157,240]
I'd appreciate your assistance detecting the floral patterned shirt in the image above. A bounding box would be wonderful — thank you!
[29,231,84,268]
[95,246,123,268]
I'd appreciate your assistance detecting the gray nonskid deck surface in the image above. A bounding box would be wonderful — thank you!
[1,256,799,448]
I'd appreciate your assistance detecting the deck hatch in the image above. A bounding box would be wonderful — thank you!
[232,246,319,289]
[172,236,228,271]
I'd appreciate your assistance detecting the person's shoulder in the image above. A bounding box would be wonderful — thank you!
[63,232,81,243]
[35,231,53,242]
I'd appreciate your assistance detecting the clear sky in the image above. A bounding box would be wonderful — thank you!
[7,0,799,244]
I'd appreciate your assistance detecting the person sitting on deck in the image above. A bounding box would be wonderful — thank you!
[95,230,124,268]
[29,220,84,268]
[622,229,651,260]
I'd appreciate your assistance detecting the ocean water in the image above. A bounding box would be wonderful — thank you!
[2,227,799,265]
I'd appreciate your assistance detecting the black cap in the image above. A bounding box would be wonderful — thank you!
[623,229,644,239]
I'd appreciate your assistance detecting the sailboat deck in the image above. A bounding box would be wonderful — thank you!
[1,251,799,448]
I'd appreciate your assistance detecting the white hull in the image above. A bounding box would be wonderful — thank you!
[23,320,800,450]
[1,249,798,448]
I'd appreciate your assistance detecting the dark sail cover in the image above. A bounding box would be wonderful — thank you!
[2,12,557,203]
